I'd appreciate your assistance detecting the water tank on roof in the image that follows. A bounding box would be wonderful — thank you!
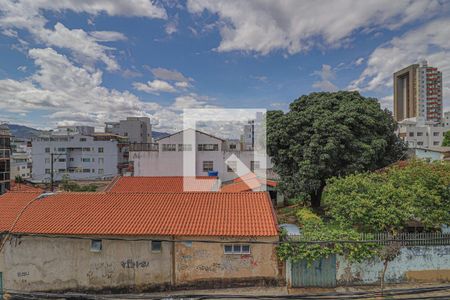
[208,171,218,177]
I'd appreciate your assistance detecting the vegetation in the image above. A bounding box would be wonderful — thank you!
[60,175,98,192]
[14,175,23,183]
[324,160,450,233]
[267,91,406,207]
[443,131,450,147]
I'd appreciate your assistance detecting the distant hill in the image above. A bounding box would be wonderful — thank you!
[8,124,44,139]
[8,123,170,141]
[152,131,170,140]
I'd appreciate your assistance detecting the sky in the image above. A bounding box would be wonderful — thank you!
[0,0,450,133]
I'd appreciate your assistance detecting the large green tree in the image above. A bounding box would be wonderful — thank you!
[324,160,450,233]
[267,91,406,207]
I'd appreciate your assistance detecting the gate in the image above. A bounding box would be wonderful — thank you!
[0,272,3,297]
[291,255,336,287]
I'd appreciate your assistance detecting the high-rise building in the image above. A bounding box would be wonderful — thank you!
[0,124,11,194]
[393,61,442,122]
[105,117,152,143]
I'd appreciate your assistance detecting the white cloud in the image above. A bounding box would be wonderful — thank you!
[379,95,393,112]
[171,93,217,110]
[175,81,190,89]
[349,18,450,111]
[17,65,27,72]
[0,0,166,70]
[150,67,192,83]
[0,47,160,127]
[187,0,446,55]
[312,64,338,92]
[133,79,177,94]
[355,57,364,66]
[89,30,127,41]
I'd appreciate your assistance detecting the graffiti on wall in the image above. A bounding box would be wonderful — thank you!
[121,259,150,269]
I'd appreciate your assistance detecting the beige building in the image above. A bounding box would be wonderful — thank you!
[0,191,280,293]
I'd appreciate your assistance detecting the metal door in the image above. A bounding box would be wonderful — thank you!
[291,255,336,287]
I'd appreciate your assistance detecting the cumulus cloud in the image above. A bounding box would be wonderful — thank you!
[0,48,160,127]
[0,0,166,70]
[187,0,446,55]
[171,94,217,110]
[349,18,450,111]
[150,67,192,83]
[312,64,338,92]
[133,79,177,94]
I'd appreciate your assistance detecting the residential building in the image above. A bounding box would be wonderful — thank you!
[242,112,264,151]
[130,129,272,182]
[394,61,443,122]
[0,191,280,292]
[105,117,152,143]
[105,176,220,192]
[10,138,32,180]
[0,124,11,194]
[397,117,449,148]
[414,147,450,161]
[31,126,128,182]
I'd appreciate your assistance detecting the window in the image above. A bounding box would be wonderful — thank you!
[98,158,104,164]
[80,138,86,142]
[45,147,50,153]
[433,141,440,146]
[58,169,66,173]
[57,147,66,152]
[91,240,102,252]
[162,144,176,151]
[151,240,162,253]
[98,169,104,174]
[82,158,90,162]
[417,132,423,136]
[45,169,50,174]
[250,161,260,172]
[409,132,414,137]
[45,158,50,164]
[198,144,219,151]
[58,158,66,162]
[82,147,91,152]
[417,142,424,146]
[224,244,250,254]
[178,144,192,151]
[433,132,440,136]
[69,157,74,162]
[227,161,237,172]
[98,147,104,153]
[229,144,237,150]
[203,161,214,172]
[83,169,90,173]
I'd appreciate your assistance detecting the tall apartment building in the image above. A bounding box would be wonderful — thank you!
[105,117,152,143]
[242,112,264,151]
[31,126,128,182]
[394,61,442,122]
[0,124,11,194]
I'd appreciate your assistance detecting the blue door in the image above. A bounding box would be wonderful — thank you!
[291,255,336,287]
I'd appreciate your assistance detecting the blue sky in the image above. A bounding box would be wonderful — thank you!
[0,0,450,132]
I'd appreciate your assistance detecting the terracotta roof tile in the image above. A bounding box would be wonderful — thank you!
[107,176,218,192]
[0,191,278,237]
[9,182,44,192]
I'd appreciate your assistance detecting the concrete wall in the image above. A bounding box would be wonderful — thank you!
[337,246,450,284]
[0,235,281,292]
[0,236,172,292]
[175,236,280,284]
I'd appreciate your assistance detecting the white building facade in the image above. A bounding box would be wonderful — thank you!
[398,117,449,148]
[31,127,127,182]
[130,129,272,182]
[105,117,152,143]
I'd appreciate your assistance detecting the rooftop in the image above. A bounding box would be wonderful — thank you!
[106,176,219,192]
[0,191,278,237]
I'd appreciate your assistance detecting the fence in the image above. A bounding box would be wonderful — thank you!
[288,232,450,246]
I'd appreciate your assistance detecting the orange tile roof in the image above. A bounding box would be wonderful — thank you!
[222,173,278,192]
[0,191,278,237]
[9,182,44,192]
[107,176,218,192]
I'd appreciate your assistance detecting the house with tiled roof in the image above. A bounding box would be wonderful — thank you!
[105,175,220,192]
[0,190,280,293]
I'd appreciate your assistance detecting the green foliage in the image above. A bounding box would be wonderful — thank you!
[15,175,23,183]
[443,131,450,147]
[60,175,98,192]
[267,91,406,207]
[324,160,450,233]
[277,208,379,263]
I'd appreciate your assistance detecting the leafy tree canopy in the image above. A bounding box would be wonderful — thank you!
[267,91,406,207]
[324,160,450,233]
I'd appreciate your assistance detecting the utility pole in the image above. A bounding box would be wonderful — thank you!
[50,153,54,192]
